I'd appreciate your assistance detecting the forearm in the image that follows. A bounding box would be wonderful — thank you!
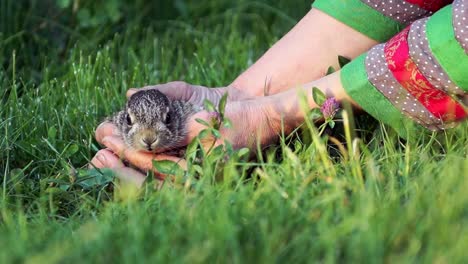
[229,8,378,97]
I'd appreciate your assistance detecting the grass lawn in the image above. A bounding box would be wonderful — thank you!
[1,0,467,263]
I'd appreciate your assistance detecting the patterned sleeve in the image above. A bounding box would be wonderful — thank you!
[314,0,468,136]
[313,0,453,42]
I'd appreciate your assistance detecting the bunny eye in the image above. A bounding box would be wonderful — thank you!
[164,112,171,125]
[126,113,133,126]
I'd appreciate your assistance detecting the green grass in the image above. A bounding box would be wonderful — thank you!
[1,0,468,263]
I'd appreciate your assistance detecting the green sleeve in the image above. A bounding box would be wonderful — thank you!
[340,54,424,139]
[426,5,468,92]
[312,0,403,42]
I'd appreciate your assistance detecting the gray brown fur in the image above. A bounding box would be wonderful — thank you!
[109,89,197,153]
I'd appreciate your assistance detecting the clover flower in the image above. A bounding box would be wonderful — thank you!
[320,97,340,120]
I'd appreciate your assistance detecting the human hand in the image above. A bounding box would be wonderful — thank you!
[91,96,281,177]
[92,81,288,179]
[183,98,281,151]
[90,122,187,184]
[126,81,255,107]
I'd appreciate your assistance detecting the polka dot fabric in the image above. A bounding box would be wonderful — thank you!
[453,0,468,53]
[408,18,465,95]
[365,44,443,130]
[318,0,468,133]
[362,0,432,24]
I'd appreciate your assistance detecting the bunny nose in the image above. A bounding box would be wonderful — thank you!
[143,137,155,144]
[142,137,157,150]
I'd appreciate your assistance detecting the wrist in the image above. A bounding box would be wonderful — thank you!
[259,94,305,135]
[229,76,267,98]
[225,82,260,101]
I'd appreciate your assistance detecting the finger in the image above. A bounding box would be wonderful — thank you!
[127,81,191,99]
[113,167,148,188]
[89,155,104,169]
[89,149,125,169]
[95,122,118,144]
[126,85,157,98]
[88,149,148,188]
[101,135,152,169]
[127,81,198,101]
[102,135,187,172]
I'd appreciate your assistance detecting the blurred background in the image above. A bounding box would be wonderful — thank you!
[1,0,312,86]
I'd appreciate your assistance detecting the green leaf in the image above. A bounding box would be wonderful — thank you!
[326,66,335,75]
[56,0,71,9]
[309,108,323,120]
[192,165,203,175]
[338,55,351,68]
[185,138,200,160]
[218,92,228,116]
[195,118,211,127]
[328,120,336,129]
[152,160,184,177]
[105,0,122,22]
[48,126,57,141]
[8,168,25,185]
[77,9,91,27]
[211,129,221,139]
[58,184,71,191]
[223,118,233,129]
[210,145,225,158]
[237,148,250,158]
[72,168,115,190]
[203,99,216,112]
[63,144,79,158]
[312,87,326,106]
[198,129,211,140]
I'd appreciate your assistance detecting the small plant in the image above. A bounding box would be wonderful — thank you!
[152,93,249,187]
[56,0,123,28]
[311,87,341,135]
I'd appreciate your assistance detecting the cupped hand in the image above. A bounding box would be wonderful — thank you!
[91,82,283,182]
[184,98,281,151]
[126,81,255,106]
[90,122,187,184]
[91,97,281,176]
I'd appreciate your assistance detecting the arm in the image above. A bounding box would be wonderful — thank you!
[262,1,468,138]
[185,0,468,148]
[129,8,379,104]
[229,8,378,97]
[94,0,468,176]
[229,0,453,97]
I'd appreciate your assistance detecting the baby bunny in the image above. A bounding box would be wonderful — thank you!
[110,89,198,153]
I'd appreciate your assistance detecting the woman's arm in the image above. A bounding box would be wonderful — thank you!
[129,8,379,104]
[229,8,378,97]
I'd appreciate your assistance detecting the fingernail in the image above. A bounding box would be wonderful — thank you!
[102,137,111,146]
[96,122,108,130]
[96,153,105,163]
[126,89,138,98]
[103,137,120,153]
